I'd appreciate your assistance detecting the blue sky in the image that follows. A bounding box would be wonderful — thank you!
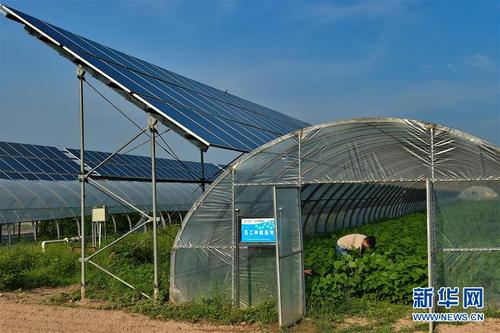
[0,1,498,164]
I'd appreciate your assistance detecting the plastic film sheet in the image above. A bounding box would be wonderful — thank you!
[176,173,233,247]
[435,251,499,308]
[278,253,303,325]
[433,126,500,180]
[172,118,499,304]
[0,179,199,224]
[234,134,299,184]
[170,247,232,302]
[238,247,276,307]
[301,182,426,234]
[433,180,500,249]
[234,185,274,218]
[300,119,432,182]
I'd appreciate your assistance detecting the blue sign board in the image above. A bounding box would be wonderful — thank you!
[241,218,276,243]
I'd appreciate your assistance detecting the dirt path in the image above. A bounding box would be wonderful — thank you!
[0,299,260,333]
[0,287,261,333]
[1,287,498,333]
[394,316,500,333]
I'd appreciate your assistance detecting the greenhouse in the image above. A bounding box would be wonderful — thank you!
[0,179,201,224]
[170,118,500,326]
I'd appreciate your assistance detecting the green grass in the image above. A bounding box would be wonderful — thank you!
[85,225,179,302]
[1,203,497,331]
[0,242,79,290]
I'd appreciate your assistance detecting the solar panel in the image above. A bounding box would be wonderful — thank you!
[0,141,222,183]
[66,148,222,182]
[0,5,310,152]
[0,141,79,181]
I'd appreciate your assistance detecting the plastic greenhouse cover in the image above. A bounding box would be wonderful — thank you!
[170,118,499,304]
[0,179,201,224]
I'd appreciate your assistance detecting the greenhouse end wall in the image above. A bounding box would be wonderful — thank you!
[170,118,500,312]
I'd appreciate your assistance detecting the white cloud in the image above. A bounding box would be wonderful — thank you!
[460,54,495,70]
[441,54,496,73]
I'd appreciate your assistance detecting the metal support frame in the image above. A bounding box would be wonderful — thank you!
[273,187,283,326]
[7,223,12,245]
[232,207,240,308]
[78,65,87,300]
[55,220,61,239]
[126,214,132,230]
[74,66,168,301]
[111,215,117,233]
[200,149,206,192]
[426,179,435,333]
[150,117,160,300]
[75,218,81,237]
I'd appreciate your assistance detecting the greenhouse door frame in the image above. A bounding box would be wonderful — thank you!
[426,179,436,333]
[273,186,306,327]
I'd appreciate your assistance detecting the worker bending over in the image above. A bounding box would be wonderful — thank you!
[336,233,376,256]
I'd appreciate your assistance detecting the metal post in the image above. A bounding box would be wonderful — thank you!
[200,149,206,192]
[274,188,283,326]
[32,222,37,241]
[159,212,166,228]
[426,178,434,333]
[75,218,81,237]
[56,220,61,239]
[232,208,240,308]
[0,224,2,244]
[93,222,97,247]
[111,215,117,234]
[150,117,159,300]
[98,222,102,248]
[18,222,21,240]
[127,214,132,230]
[8,224,12,245]
[77,65,87,300]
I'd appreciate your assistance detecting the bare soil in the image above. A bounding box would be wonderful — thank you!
[1,287,498,333]
[436,320,500,333]
[0,287,262,333]
[394,315,500,333]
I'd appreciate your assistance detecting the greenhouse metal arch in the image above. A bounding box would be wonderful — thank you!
[170,118,499,327]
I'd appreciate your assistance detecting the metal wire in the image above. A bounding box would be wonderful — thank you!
[84,78,202,183]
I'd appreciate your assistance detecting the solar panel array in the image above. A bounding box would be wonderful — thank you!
[0,4,309,152]
[0,141,222,183]
[0,141,79,181]
[66,148,221,182]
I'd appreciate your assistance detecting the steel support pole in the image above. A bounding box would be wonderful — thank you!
[78,66,87,300]
[112,215,117,234]
[56,220,60,239]
[127,214,132,230]
[150,117,159,300]
[75,218,81,237]
[232,208,240,308]
[426,179,434,333]
[200,149,206,192]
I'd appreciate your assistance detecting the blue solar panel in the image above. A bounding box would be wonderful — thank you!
[0,141,222,183]
[0,142,78,181]
[0,4,309,152]
[66,148,222,182]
